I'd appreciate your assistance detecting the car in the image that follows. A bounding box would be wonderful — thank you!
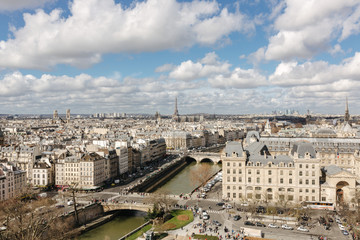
[297,226,309,232]
[216,202,225,206]
[203,215,209,220]
[67,200,74,206]
[244,221,255,226]
[339,225,346,231]
[255,222,266,227]
[212,220,222,226]
[281,224,293,230]
[268,223,279,228]
[240,202,249,207]
[56,204,65,208]
[342,230,349,235]
[233,215,241,221]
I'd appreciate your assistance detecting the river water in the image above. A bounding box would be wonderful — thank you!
[79,162,221,240]
[154,161,222,195]
[78,210,146,240]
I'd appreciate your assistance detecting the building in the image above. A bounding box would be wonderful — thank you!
[0,161,26,200]
[222,140,357,207]
[32,161,53,188]
[55,152,105,190]
[115,146,129,176]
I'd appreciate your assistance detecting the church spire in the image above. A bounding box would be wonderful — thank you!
[345,97,350,122]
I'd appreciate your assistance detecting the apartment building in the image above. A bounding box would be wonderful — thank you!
[0,161,26,200]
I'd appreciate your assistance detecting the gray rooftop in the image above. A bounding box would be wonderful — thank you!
[225,141,244,157]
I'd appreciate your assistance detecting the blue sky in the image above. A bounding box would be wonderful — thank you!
[0,0,360,115]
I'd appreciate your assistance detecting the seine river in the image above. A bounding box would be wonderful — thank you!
[79,161,221,240]
[154,161,222,195]
[78,210,146,240]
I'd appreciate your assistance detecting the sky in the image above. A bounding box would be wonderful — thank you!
[0,0,360,115]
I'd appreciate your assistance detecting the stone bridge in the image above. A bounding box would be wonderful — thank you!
[185,152,222,164]
[102,203,153,213]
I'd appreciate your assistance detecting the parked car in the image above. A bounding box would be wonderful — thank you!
[56,204,65,208]
[203,214,209,220]
[255,222,266,227]
[297,226,309,232]
[233,215,241,221]
[268,223,279,228]
[216,202,225,206]
[281,224,293,230]
[245,221,255,226]
[240,202,249,207]
[342,230,349,235]
[212,220,222,226]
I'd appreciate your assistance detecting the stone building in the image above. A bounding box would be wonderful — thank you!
[0,161,26,200]
[222,140,357,207]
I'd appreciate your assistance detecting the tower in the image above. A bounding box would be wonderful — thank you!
[66,109,71,123]
[345,97,350,122]
[53,110,58,120]
[172,97,179,122]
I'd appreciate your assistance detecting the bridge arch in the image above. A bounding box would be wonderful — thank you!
[185,156,197,163]
[199,158,215,164]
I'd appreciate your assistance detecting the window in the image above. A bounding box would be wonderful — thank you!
[227,169,230,174]
[280,170,283,175]
[256,170,260,175]
[255,187,262,191]
[268,170,272,175]
[312,164,315,169]
[289,171,292,176]
[227,186,230,190]
[321,197,326,201]
[227,192,230,198]
[227,177,230,182]
[256,177,260,183]
[248,170,251,174]
[306,189,309,193]
[239,163,242,167]
[239,193,242,198]
[248,177,251,183]
[239,177,242,182]
[256,194,261,199]
[306,164,309,169]
[312,171,315,176]
[299,179,303,184]
[247,193,252,199]
[227,162,230,167]
[305,180,309,185]
[288,195,294,201]
[299,171,303,176]
[280,178,283,184]
[312,180,315,185]
[233,193,236,198]
[268,178,272,184]
[312,196,315,201]
[306,171,309,176]
[233,162,236,167]
[312,189,315,193]
[289,179,292,184]
[239,169,242,174]
[299,196,303,201]
[233,169,236,174]
[299,164,302,168]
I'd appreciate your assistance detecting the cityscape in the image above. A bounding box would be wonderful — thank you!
[1,1,360,240]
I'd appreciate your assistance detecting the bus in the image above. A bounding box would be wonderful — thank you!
[303,201,335,210]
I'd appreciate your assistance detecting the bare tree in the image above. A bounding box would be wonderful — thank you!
[0,188,72,240]
[144,190,176,214]
[190,163,213,187]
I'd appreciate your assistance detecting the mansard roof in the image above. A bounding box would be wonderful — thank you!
[225,141,244,157]
[291,142,316,158]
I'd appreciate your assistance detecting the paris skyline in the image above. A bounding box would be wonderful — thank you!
[0,0,360,115]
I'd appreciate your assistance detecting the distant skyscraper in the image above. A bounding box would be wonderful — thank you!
[66,109,71,123]
[345,97,350,122]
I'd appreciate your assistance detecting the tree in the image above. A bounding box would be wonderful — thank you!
[144,190,176,215]
[189,163,213,187]
[0,188,72,240]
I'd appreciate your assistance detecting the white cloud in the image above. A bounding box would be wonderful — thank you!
[155,64,176,73]
[263,0,360,61]
[329,44,345,56]
[208,67,267,89]
[0,0,53,11]
[0,0,254,70]
[169,52,231,81]
[269,51,360,87]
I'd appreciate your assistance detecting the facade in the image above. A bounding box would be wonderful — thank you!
[55,153,105,190]
[222,140,357,207]
[163,131,192,150]
[32,161,52,187]
[0,161,26,200]
[115,146,129,175]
